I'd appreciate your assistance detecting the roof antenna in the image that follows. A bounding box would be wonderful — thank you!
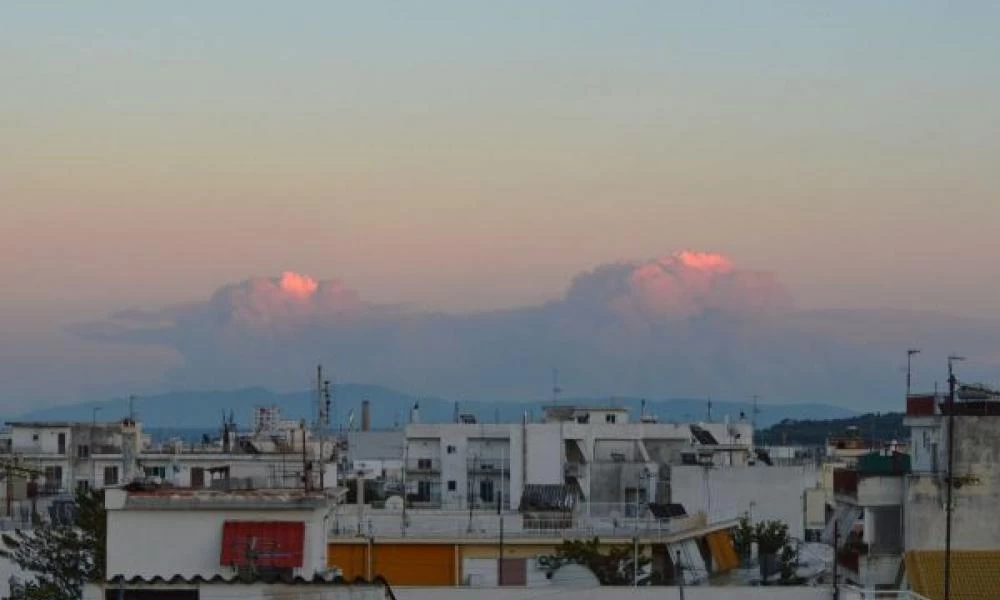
[552,368,562,405]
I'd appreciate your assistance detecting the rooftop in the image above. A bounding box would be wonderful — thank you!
[906,550,1000,600]
[108,486,344,511]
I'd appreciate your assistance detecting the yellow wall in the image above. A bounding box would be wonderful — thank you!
[328,543,367,580]
[328,542,456,586]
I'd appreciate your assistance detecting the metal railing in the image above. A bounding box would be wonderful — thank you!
[840,586,932,600]
[404,458,440,472]
[328,512,715,540]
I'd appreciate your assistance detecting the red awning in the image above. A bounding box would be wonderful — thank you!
[220,521,305,568]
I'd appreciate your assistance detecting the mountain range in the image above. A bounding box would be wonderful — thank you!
[6,384,856,431]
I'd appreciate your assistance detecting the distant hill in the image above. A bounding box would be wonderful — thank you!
[7,385,856,431]
[757,412,906,446]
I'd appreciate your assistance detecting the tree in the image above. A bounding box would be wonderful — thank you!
[541,537,653,586]
[751,519,800,585]
[1,488,106,600]
[732,512,754,563]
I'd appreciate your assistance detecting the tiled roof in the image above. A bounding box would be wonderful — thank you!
[906,550,1000,600]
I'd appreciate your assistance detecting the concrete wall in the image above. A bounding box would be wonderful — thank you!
[393,586,831,600]
[107,507,328,579]
[525,426,561,485]
[670,465,820,539]
[905,416,1000,551]
[83,582,388,600]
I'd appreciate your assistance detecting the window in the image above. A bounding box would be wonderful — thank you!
[446,445,457,454]
[77,445,90,459]
[479,479,495,504]
[416,480,433,502]
[43,466,63,491]
[76,480,90,492]
[31,434,39,442]
[144,466,166,479]
[605,414,616,424]
[447,480,456,491]
[104,466,119,486]
[417,458,432,470]
[57,433,66,454]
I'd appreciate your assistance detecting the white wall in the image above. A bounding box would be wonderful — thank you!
[11,426,71,455]
[905,416,1000,551]
[525,426,561,485]
[670,465,820,539]
[393,587,832,600]
[106,507,328,579]
[83,582,388,600]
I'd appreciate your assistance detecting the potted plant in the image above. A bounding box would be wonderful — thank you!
[754,520,790,583]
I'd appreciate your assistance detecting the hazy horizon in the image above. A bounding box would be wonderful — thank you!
[3,3,999,411]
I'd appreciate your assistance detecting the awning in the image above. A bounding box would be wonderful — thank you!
[220,521,305,568]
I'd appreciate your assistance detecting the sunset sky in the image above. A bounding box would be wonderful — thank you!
[3,2,999,410]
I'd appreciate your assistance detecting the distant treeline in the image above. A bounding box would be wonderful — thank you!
[756,412,906,447]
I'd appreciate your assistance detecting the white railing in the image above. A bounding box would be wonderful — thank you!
[840,587,932,600]
[329,512,716,540]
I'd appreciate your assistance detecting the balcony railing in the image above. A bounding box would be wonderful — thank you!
[405,458,440,472]
[467,459,509,474]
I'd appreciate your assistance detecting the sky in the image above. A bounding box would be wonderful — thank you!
[2,2,1000,412]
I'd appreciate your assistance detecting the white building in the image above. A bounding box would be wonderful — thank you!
[403,406,753,513]
[1,414,338,503]
[85,486,387,600]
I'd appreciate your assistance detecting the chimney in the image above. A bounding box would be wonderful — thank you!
[361,400,371,432]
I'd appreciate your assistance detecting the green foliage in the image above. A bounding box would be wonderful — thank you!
[732,512,754,561]
[778,543,799,582]
[737,518,800,585]
[542,537,652,586]
[753,520,789,555]
[0,488,106,600]
[757,412,905,446]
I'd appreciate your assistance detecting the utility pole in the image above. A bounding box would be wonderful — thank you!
[92,406,102,490]
[676,550,685,600]
[944,355,964,600]
[832,518,839,600]
[706,398,712,422]
[300,420,309,492]
[316,365,324,489]
[633,534,639,587]
[497,490,504,587]
[320,376,331,490]
[906,349,921,397]
[552,368,561,405]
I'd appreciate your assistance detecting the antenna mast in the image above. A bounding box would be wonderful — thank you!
[552,369,561,405]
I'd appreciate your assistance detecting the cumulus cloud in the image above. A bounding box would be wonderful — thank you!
[69,254,1000,409]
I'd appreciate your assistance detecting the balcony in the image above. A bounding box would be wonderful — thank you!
[834,468,904,506]
[467,459,509,475]
[405,458,440,473]
[838,544,903,588]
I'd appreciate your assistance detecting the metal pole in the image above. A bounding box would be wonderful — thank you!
[944,355,963,600]
[497,490,504,586]
[907,349,921,397]
[676,549,685,600]
[317,365,324,490]
[832,518,839,600]
[633,534,639,587]
[92,406,102,490]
